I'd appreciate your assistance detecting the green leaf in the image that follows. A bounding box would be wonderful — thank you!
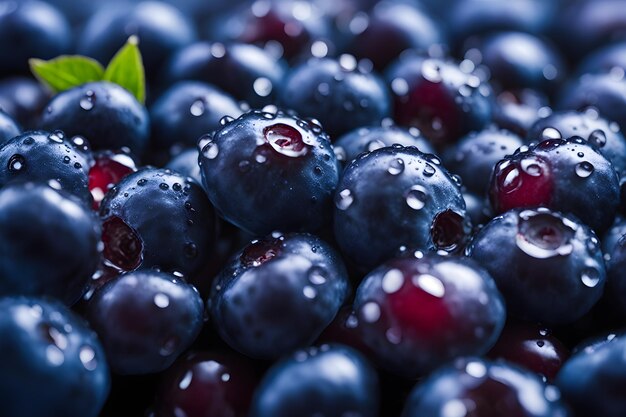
[29,56,105,93]
[103,35,145,104]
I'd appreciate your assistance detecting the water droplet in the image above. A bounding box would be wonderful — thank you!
[253,77,273,97]
[7,154,25,172]
[387,158,405,175]
[382,269,404,294]
[255,153,267,163]
[219,115,234,126]
[303,286,317,299]
[63,156,70,164]
[541,127,561,141]
[137,179,147,186]
[520,157,543,176]
[159,183,169,190]
[221,372,231,382]
[74,162,82,169]
[190,99,205,116]
[391,78,409,96]
[588,129,607,148]
[154,293,170,308]
[79,346,97,371]
[202,142,219,159]
[423,163,436,177]
[335,189,354,210]
[422,59,442,83]
[48,130,64,143]
[79,90,96,110]
[575,161,594,178]
[441,399,467,417]
[405,185,427,210]
[23,136,34,145]
[361,302,381,322]
[581,268,600,287]
[537,340,545,347]
[179,370,193,390]
[46,345,64,366]
[412,274,445,298]
[465,361,487,378]
[308,266,327,285]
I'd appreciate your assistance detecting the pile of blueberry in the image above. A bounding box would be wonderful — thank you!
[3,0,626,416]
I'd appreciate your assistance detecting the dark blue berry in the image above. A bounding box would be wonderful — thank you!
[280,57,391,138]
[602,215,626,255]
[199,110,339,235]
[606,234,626,317]
[249,345,379,417]
[99,167,215,276]
[467,208,606,325]
[40,81,150,156]
[492,89,549,138]
[0,110,20,145]
[0,296,110,417]
[165,147,202,187]
[576,41,626,76]
[334,146,469,271]
[353,254,505,378]
[85,270,204,375]
[0,182,100,304]
[209,233,349,359]
[0,76,49,129]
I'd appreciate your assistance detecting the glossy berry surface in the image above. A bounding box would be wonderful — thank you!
[249,345,379,417]
[576,41,626,76]
[149,81,242,160]
[386,56,494,147]
[199,109,339,235]
[354,254,505,378]
[334,146,469,271]
[492,89,549,138]
[467,208,606,325]
[334,125,436,165]
[444,126,524,195]
[85,270,204,375]
[99,167,215,276]
[488,324,570,381]
[165,147,203,186]
[88,149,138,210]
[556,334,626,417]
[40,81,150,156]
[0,296,109,417]
[0,130,92,204]
[280,57,391,138]
[0,110,20,144]
[154,351,258,417]
[0,76,49,129]
[402,357,568,417]
[488,137,620,233]
[209,233,348,359]
[0,182,100,305]
[162,42,286,107]
[606,235,626,316]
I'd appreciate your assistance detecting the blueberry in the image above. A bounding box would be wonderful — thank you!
[162,42,286,107]
[0,130,92,204]
[210,233,348,359]
[344,1,445,71]
[443,125,524,195]
[334,146,469,271]
[606,234,626,317]
[249,345,379,417]
[602,215,626,255]
[0,182,100,304]
[165,147,202,186]
[0,1,70,75]
[40,81,150,156]
[488,324,570,381]
[467,207,606,325]
[280,57,391,138]
[386,56,494,147]
[154,351,258,417]
[199,109,339,236]
[576,41,626,76]
[85,270,204,375]
[149,81,242,161]
[492,89,550,138]
[462,189,492,228]
[334,125,436,165]
[353,254,505,378]
[402,357,568,417]
[0,296,110,417]
[99,167,215,276]
[78,1,197,80]
[0,76,50,129]
[489,137,620,233]
[556,334,626,417]
[88,149,138,210]
[0,109,20,144]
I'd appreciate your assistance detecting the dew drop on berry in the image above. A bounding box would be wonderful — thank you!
[79,90,96,111]
[202,142,219,160]
[575,161,594,178]
[335,188,354,210]
[361,302,381,323]
[382,269,404,294]
[387,158,405,175]
[581,268,600,288]
[7,154,25,172]
[405,185,427,210]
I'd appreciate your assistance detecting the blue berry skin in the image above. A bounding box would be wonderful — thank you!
[0,131,92,204]
[0,183,100,305]
[334,125,436,166]
[249,345,379,417]
[402,357,568,417]
[209,233,349,360]
[0,110,20,145]
[40,81,150,156]
[353,254,505,378]
[576,41,626,76]
[467,208,606,325]
[556,334,626,417]
[149,81,242,159]
[0,297,110,417]
[99,167,215,276]
[0,76,50,129]
[85,270,204,375]
[199,110,339,236]
[602,216,626,255]
[527,110,626,182]
[443,126,524,195]
[77,1,197,80]
[165,148,202,186]
[334,146,469,271]
[0,1,70,76]
[280,57,391,138]
[606,235,626,316]
[162,42,286,107]
[557,72,626,135]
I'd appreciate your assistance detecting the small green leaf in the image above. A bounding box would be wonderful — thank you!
[29,56,105,93]
[103,35,145,104]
